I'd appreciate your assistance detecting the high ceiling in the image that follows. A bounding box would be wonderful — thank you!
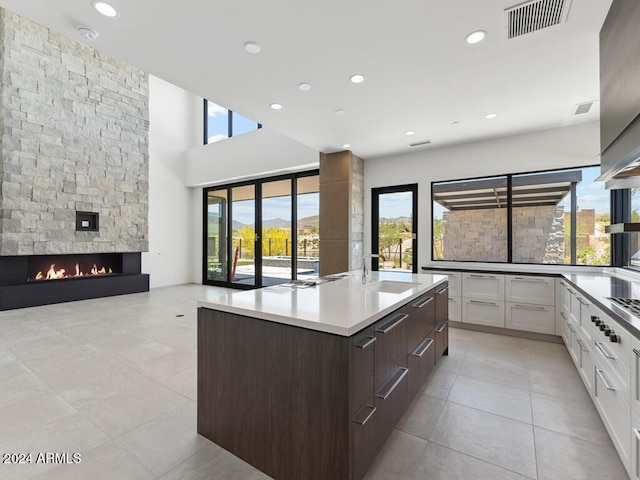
[0,0,612,159]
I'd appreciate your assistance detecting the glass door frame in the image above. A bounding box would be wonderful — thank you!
[202,170,319,289]
[371,184,418,273]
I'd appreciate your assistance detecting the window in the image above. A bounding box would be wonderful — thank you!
[204,100,260,144]
[432,166,611,266]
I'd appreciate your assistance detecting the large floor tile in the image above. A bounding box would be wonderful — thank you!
[430,402,537,478]
[531,391,612,446]
[363,430,427,480]
[413,442,534,480]
[534,426,628,480]
[0,370,53,407]
[528,365,591,402]
[459,354,530,390]
[397,392,445,440]
[419,367,457,400]
[448,374,532,423]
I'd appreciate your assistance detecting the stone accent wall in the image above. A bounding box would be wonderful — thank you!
[442,205,565,263]
[350,154,364,271]
[0,9,149,256]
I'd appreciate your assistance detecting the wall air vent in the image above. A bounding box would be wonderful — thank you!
[506,0,572,39]
[409,140,431,147]
[574,101,593,115]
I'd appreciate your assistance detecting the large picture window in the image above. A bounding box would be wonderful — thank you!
[432,166,611,266]
[204,100,261,144]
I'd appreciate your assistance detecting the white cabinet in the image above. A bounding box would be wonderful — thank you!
[506,302,555,335]
[432,271,461,297]
[559,280,571,314]
[462,273,505,302]
[447,296,461,322]
[576,330,595,393]
[632,336,640,419]
[632,411,640,480]
[463,299,505,328]
[505,275,555,306]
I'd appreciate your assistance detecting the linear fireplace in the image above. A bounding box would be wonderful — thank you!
[0,253,149,310]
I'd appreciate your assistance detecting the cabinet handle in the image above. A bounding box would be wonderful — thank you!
[577,297,589,306]
[375,367,408,400]
[469,300,497,306]
[469,274,496,279]
[595,368,616,391]
[375,313,408,334]
[568,289,576,294]
[513,277,547,282]
[355,336,376,349]
[634,428,640,441]
[567,323,576,333]
[411,338,434,357]
[576,338,589,352]
[514,304,547,311]
[448,297,456,303]
[560,311,567,319]
[435,287,448,295]
[595,341,617,360]
[354,405,376,426]
[633,348,640,358]
[434,322,447,333]
[411,297,433,309]
[559,281,566,287]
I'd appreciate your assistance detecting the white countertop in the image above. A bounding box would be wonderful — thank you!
[198,271,448,336]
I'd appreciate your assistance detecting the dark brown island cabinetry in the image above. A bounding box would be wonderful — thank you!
[197,282,448,480]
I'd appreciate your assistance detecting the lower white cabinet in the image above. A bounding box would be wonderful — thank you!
[576,330,595,393]
[447,296,461,322]
[505,302,555,335]
[632,411,640,480]
[632,336,640,419]
[463,298,505,328]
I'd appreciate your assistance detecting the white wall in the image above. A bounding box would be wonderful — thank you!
[364,121,601,268]
[143,75,201,288]
[184,127,318,187]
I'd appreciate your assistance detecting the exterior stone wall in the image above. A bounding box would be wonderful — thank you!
[0,9,149,255]
[350,154,364,270]
[442,205,565,263]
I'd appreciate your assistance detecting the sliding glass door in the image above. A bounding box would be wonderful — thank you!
[204,171,319,288]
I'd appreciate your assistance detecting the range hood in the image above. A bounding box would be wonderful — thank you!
[598,115,640,190]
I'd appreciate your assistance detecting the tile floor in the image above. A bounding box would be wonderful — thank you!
[0,285,630,480]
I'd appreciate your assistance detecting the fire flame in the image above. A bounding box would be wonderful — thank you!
[31,262,115,281]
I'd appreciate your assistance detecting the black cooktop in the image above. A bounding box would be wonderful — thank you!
[607,297,640,317]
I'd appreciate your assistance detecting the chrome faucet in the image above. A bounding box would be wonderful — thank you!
[362,254,380,284]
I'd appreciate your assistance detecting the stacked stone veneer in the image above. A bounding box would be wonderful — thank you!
[350,154,364,271]
[0,9,149,256]
[442,205,565,263]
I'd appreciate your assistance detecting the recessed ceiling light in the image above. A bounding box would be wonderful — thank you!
[298,83,311,91]
[270,103,282,110]
[485,113,497,119]
[465,30,486,44]
[349,74,365,84]
[405,131,415,136]
[92,1,119,18]
[335,109,346,115]
[244,41,261,54]
[342,144,351,148]
[77,26,99,40]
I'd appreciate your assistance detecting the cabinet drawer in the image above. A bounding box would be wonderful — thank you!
[506,275,554,306]
[407,336,435,402]
[374,312,408,388]
[350,327,375,414]
[462,273,505,301]
[632,337,640,418]
[374,367,409,454]
[593,339,631,411]
[463,298,505,328]
[576,330,594,394]
[558,279,571,313]
[560,310,570,346]
[632,411,640,480]
[593,360,631,469]
[434,321,448,359]
[435,284,448,324]
[405,293,435,353]
[591,308,630,369]
[505,302,555,335]
[448,296,461,322]
[353,398,379,480]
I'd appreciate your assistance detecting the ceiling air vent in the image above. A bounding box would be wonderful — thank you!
[574,101,593,115]
[506,0,572,39]
[409,140,431,147]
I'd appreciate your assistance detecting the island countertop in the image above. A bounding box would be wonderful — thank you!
[198,270,448,336]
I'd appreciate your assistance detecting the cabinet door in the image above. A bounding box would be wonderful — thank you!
[435,285,448,324]
[353,398,379,480]
[560,311,570,346]
[576,330,594,394]
[434,321,448,359]
[632,336,640,419]
[374,311,408,388]
[506,275,554,306]
[405,293,435,353]
[407,336,435,402]
[462,273,505,301]
[559,280,571,314]
[567,320,580,366]
[632,411,640,480]
[463,299,505,328]
[374,367,408,454]
[448,296,461,322]
[505,302,555,335]
[350,327,375,414]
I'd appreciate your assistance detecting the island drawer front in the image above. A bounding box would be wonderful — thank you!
[374,367,409,458]
[350,327,375,413]
[405,291,435,354]
[407,336,435,402]
[435,284,449,324]
[375,312,408,388]
[353,398,379,480]
[435,321,448,359]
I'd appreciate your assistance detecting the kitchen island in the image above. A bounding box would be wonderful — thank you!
[197,271,449,480]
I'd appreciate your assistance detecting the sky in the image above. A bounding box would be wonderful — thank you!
[207,101,259,143]
[210,192,320,226]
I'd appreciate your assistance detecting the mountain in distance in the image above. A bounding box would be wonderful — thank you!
[262,218,290,228]
[208,214,320,231]
[297,215,319,229]
[380,216,412,224]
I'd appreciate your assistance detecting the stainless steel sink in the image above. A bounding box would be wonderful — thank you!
[363,280,420,294]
